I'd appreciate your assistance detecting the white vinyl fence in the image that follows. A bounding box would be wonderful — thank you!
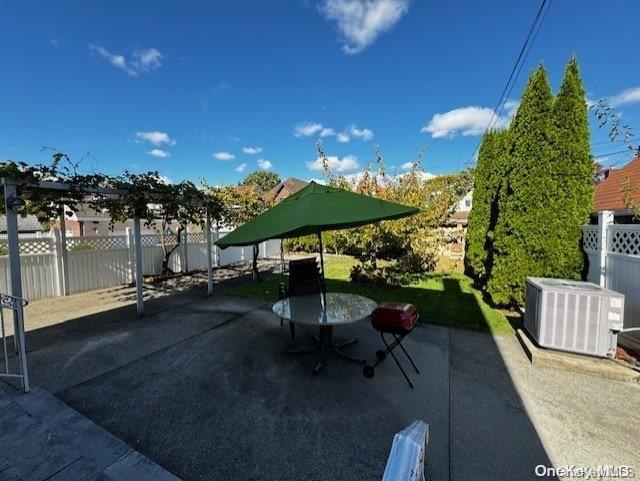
[0,229,281,301]
[582,214,640,332]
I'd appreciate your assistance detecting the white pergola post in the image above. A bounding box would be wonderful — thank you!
[3,181,29,392]
[596,210,614,288]
[58,207,69,296]
[205,211,213,295]
[133,216,144,316]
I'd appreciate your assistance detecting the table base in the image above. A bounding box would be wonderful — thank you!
[285,326,365,374]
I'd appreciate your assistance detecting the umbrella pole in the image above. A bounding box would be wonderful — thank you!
[317,231,326,297]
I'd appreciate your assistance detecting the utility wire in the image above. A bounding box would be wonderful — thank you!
[465,0,552,166]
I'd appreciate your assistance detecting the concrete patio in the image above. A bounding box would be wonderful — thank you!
[2,269,639,480]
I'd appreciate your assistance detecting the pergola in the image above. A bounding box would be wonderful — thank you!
[1,176,218,392]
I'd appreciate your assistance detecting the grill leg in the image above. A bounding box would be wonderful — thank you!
[381,333,415,389]
[393,333,419,374]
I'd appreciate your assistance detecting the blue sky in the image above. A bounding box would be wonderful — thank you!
[2,0,639,185]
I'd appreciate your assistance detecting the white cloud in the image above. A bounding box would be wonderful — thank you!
[319,0,409,55]
[148,149,170,158]
[50,38,60,47]
[307,155,359,172]
[257,158,273,170]
[348,124,374,141]
[401,162,414,170]
[242,146,263,155]
[157,174,173,185]
[132,48,163,72]
[294,121,324,137]
[89,44,163,76]
[608,86,640,108]
[213,151,235,161]
[320,127,336,137]
[337,132,350,143]
[421,102,518,138]
[236,163,247,172]
[343,169,436,187]
[134,131,176,146]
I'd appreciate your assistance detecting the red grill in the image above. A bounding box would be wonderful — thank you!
[364,302,420,388]
[371,302,419,333]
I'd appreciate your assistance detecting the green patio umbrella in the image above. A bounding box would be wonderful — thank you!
[216,181,419,285]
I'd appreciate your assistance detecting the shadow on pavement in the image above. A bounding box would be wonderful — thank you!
[4,269,558,480]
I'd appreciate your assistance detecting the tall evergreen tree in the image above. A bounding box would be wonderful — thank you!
[549,56,594,278]
[465,129,509,284]
[488,65,555,306]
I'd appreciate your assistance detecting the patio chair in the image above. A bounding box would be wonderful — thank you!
[277,258,323,340]
[363,302,420,388]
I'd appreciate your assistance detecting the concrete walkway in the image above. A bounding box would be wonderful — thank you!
[0,386,180,480]
[1,274,639,480]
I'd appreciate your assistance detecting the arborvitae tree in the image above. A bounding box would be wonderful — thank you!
[465,129,510,284]
[548,56,594,278]
[488,65,555,306]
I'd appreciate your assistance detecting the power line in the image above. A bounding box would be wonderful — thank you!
[465,0,552,166]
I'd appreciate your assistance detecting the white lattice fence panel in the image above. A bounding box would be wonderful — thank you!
[581,226,599,252]
[187,232,205,244]
[66,235,126,251]
[0,237,53,255]
[609,226,640,256]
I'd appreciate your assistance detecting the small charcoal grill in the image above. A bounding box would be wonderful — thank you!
[363,302,420,388]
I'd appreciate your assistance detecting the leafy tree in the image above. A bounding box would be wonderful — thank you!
[207,183,272,280]
[488,65,555,306]
[241,170,280,192]
[315,142,472,273]
[465,129,510,284]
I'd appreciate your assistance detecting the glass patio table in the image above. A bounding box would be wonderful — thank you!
[272,292,378,374]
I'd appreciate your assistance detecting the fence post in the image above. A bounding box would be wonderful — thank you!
[133,217,144,316]
[205,212,213,295]
[596,210,614,288]
[181,227,189,273]
[52,229,63,296]
[125,227,135,284]
[214,224,221,268]
[58,210,69,296]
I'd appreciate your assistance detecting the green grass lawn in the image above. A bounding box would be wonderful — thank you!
[228,255,513,334]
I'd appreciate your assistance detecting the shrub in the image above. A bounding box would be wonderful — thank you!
[349,264,397,288]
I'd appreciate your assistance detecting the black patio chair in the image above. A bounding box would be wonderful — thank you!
[277,257,323,339]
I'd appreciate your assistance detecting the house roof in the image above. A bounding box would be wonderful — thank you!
[0,214,44,233]
[593,155,640,212]
[267,178,309,201]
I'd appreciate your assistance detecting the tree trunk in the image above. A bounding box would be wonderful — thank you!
[161,225,184,275]
[252,243,261,282]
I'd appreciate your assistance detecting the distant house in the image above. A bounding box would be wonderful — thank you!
[268,178,309,203]
[52,205,160,236]
[593,155,640,223]
[0,215,44,235]
[446,190,473,229]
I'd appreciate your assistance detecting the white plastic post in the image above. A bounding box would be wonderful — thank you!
[3,181,29,392]
[214,223,221,267]
[181,226,189,273]
[125,227,134,284]
[205,212,213,295]
[597,210,614,288]
[133,217,144,316]
[52,228,63,297]
[58,209,69,296]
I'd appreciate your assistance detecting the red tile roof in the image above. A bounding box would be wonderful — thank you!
[593,156,640,212]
